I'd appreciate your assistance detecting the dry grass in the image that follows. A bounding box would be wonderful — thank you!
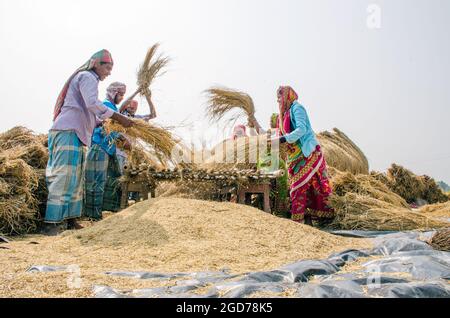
[419,202,450,219]
[317,128,369,175]
[122,43,170,106]
[331,169,409,208]
[328,192,449,231]
[0,198,371,297]
[0,127,48,235]
[385,164,447,204]
[105,119,178,168]
[204,87,256,126]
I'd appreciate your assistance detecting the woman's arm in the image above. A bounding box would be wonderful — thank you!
[144,92,157,120]
[284,105,308,144]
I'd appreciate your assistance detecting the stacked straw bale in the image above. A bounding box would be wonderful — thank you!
[317,128,369,175]
[0,127,48,235]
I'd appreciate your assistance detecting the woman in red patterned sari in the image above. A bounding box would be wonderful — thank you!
[274,86,334,225]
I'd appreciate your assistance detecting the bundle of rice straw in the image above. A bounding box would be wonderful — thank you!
[386,164,425,203]
[331,169,409,208]
[0,157,40,235]
[0,127,49,235]
[204,87,256,126]
[104,119,178,169]
[420,175,448,204]
[386,164,448,204]
[0,127,48,169]
[419,202,450,219]
[317,128,369,175]
[122,43,170,107]
[327,193,449,231]
[428,228,450,251]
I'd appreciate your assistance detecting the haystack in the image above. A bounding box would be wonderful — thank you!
[420,175,448,204]
[331,169,409,208]
[419,202,450,219]
[0,126,48,169]
[0,157,40,235]
[386,164,447,204]
[328,192,449,231]
[0,127,49,235]
[317,128,369,174]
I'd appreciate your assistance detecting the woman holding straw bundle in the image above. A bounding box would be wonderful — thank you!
[84,82,132,220]
[272,86,334,225]
[43,50,133,235]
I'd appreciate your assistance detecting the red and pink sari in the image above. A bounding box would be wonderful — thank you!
[278,87,334,223]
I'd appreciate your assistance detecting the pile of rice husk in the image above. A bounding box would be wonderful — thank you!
[0,127,48,235]
[0,198,371,297]
[419,202,450,220]
[428,228,450,252]
[316,128,369,175]
[327,193,449,231]
[372,164,449,204]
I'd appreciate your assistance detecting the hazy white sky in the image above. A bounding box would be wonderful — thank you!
[1,0,449,182]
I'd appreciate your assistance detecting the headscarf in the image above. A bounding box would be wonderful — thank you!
[53,49,114,121]
[232,125,247,140]
[106,82,126,104]
[277,86,298,131]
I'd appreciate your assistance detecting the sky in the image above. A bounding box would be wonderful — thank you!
[0,0,449,183]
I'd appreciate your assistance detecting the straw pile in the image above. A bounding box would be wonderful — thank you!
[331,169,409,208]
[205,87,256,126]
[383,164,448,204]
[327,193,449,231]
[317,128,369,175]
[326,168,450,231]
[420,175,449,204]
[105,119,178,169]
[428,228,450,252]
[419,202,450,219]
[0,127,48,235]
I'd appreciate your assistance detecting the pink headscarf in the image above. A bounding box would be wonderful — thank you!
[232,125,247,140]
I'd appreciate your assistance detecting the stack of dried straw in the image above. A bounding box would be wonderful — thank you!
[428,228,450,252]
[317,128,369,175]
[371,164,448,204]
[327,169,449,231]
[0,127,48,235]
